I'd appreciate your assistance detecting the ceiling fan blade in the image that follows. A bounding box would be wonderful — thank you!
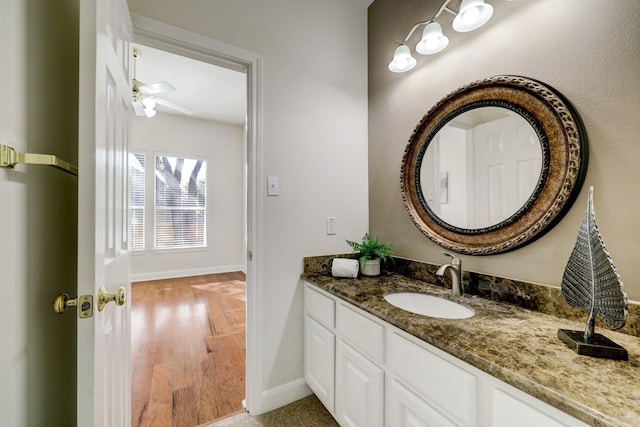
[132,101,146,117]
[139,81,176,95]
[155,97,194,115]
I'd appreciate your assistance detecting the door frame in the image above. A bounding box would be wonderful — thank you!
[130,14,264,414]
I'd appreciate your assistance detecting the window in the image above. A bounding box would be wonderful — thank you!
[129,152,145,250]
[154,154,207,249]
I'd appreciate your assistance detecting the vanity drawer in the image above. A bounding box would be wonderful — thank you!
[304,283,335,328]
[336,302,384,364]
[492,388,586,427]
[389,331,477,427]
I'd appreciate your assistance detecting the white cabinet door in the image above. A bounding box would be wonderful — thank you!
[387,379,457,427]
[304,316,335,412]
[336,340,384,427]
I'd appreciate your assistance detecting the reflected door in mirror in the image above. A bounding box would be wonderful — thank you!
[421,107,542,231]
[472,112,542,228]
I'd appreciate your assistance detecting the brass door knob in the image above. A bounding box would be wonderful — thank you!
[53,293,77,314]
[97,286,127,312]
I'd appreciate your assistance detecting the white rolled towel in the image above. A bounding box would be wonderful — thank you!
[331,258,359,278]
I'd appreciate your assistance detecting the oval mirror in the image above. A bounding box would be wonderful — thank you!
[401,75,588,255]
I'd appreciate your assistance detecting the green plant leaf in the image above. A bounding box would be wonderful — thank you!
[345,232,393,263]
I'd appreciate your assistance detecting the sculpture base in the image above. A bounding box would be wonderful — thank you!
[558,329,628,361]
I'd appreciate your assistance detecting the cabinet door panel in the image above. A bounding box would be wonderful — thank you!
[387,379,457,427]
[389,332,476,426]
[304,316,335,412]
[336,340,384,427]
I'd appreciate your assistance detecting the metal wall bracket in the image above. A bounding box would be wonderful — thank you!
[0,144,78,176]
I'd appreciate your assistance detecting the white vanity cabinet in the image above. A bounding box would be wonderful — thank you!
[304,283,385,427]
[303,282,588,427]
[303,285,336,412]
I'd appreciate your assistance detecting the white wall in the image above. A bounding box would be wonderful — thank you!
[131,113,246,280]
[0,3,27,425]
[369,0,640,299]
[128,0,370,411]
[1,0,78,425]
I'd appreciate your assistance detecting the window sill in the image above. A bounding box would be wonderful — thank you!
[152,246,209,255]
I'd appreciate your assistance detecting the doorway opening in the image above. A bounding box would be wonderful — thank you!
[127,39,250,426]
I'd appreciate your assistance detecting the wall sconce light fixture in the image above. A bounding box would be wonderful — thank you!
[388,0,495,73]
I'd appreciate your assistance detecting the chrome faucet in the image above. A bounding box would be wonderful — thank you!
[436,251,463,297]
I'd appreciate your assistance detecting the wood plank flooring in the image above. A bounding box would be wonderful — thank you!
[131,272,246,427]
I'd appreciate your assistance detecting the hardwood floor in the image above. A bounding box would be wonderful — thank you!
[131,272,246,427]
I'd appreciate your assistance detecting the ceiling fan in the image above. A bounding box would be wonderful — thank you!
[131,48,194,118]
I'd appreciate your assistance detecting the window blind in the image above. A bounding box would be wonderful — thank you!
[154,154,207,249]
[129,152,145,250]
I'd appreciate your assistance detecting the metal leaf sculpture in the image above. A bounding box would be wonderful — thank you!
[561,186,627,345]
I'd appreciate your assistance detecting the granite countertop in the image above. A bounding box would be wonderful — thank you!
[302,271,640,427]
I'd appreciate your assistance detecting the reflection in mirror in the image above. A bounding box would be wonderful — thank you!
[420,107,543,231]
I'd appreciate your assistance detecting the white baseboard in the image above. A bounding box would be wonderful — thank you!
[131,264,246,282]
[250,378,312,416]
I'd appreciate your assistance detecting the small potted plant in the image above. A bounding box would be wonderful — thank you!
[346,232,393,277]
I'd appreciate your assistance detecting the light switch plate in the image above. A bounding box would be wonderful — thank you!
[267,176,280,196]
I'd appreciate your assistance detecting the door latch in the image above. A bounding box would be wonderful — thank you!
[52,293,93,318]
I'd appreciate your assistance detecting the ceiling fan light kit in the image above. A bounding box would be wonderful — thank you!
[131,47,194,118]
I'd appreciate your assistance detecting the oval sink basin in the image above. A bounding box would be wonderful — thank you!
[384,292,474,319]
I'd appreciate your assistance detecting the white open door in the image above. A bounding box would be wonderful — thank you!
[78,0,132,425]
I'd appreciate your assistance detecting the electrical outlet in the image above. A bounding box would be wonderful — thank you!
[327,216,336,235]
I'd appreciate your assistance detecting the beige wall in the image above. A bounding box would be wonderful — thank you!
[369,0,640,300]
[128,0,370,402]
[26,0,79,423]
[131,113,246,280]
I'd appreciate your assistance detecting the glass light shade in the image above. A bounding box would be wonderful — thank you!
[416,22,449,55]
[143,107,157,118]
[141,97,156,109]
[453,0,493,32]
[388,44,417,73]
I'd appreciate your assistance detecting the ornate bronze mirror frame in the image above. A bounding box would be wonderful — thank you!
[401,75,588,255]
